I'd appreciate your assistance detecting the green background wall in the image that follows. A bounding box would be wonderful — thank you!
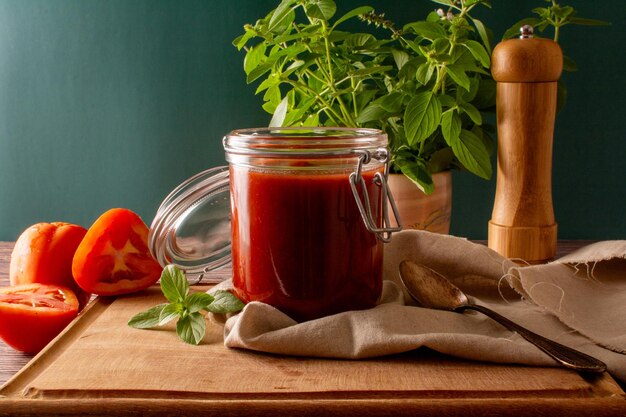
[0,0,623,241]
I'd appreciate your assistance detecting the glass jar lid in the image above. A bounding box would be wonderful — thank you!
[148,166,231,283]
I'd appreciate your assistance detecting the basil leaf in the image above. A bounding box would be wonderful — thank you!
[159,303,182,326]
[246,62,273,84]
[304,0,336,21]
[462,40,490,69]
[357,92,404,124]
[378,92,405,113]
[395,157,433,195]
[567,17,610,26]
[127,304,168,329]
[176,313,206,345]
[551,5,574,20]
[441,110,461,147]
[470,17,491,53]
[332,6,373,29]
[451,129,492,180]
[207,291,245,314]
[446,65,470,92]
[404,92,441,146]
[438,94,456,109]
[415,62,434,86]
[356,103,388,124]
[160,265,189,303]
[391,48,410,71]
[232,28,255,51]
[243,43,267,75]
[284,97,317,126]
[263,84,280,107]
[186,292,215,314]
[403,21,446,40]
[269,96,289,127]
[460,103,482,125]
[268,0,296,33]
[346,33,375,49]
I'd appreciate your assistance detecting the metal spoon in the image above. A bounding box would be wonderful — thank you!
[399,260,607,373]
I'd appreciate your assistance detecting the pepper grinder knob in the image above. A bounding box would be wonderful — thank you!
[488,27,563,263]
[520,24,534,39]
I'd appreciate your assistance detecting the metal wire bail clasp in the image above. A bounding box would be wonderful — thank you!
[349,149,402,243]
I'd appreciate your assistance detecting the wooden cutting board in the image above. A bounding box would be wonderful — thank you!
[1,285,625,416]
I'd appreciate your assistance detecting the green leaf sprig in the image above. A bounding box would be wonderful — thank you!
[503,0,609,44]
[234,0,495,194]
[128,265,244,345]
[502,0,608,110]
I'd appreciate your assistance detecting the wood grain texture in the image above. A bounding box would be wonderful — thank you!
[489,36,562,263]
[491,37,563,83]
[1,241,625,416]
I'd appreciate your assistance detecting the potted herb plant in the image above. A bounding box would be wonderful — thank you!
[353,2,496,233]
[233,0,604,234]
[234,0,494,234]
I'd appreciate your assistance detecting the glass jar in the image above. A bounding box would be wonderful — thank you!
[224,127,399,321]
[149,127,400,322]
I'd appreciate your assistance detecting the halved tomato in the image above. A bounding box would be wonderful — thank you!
[0,284,79,353]
[10,222,91,310]
[72,208,163,296]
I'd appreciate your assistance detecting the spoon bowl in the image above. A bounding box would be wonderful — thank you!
[399,260,469,310]
[399,260,607,373]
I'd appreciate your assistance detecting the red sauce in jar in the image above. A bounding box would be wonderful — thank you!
[230,165,384,321]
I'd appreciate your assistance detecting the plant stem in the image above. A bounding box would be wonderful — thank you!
[320,20,357,126]
[554,25,560,42]
[351,77,358,118]
[283,79,346,125]
[433,64,446,95]
[551,0,560,42]
[292,9,356,126]
[321,21,335,86]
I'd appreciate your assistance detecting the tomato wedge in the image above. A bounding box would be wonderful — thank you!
[72,208,163,296]
[0,284,79,353]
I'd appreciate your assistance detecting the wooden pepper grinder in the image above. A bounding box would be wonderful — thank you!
[488,25,563,263]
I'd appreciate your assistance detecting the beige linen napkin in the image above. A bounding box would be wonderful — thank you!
[212,230,626,382]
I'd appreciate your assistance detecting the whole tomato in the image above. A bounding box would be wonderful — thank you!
[10,222,91,310]
[72,208,163,296]
[0,283,79,353]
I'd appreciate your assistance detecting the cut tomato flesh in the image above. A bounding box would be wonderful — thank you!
[72,208,163,296]
[0,286,73,310]
[0,283,80,353]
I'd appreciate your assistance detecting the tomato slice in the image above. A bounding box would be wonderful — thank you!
[72,208,163,296]
[0,284,79,353]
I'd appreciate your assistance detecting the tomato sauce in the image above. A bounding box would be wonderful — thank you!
[230,165,384,322]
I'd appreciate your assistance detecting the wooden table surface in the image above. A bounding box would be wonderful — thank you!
[3,240,626,416]
[0,240,598,386]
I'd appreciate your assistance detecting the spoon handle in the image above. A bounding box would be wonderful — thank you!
[457,304,607,373]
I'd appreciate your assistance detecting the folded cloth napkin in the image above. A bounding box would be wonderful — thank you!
[211,230,626,382]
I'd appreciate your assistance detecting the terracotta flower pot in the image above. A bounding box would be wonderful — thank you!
[387,171,452,234]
